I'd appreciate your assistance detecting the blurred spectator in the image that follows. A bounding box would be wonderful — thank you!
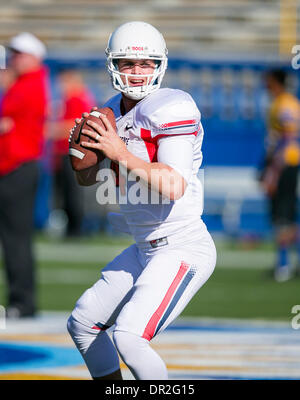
[0,32,49,317]
[50,69,95,237]
[259,69,300,282]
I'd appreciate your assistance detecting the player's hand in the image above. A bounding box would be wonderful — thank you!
[74,109,91,126]
[81,114,128,163]
[71,109,94,142]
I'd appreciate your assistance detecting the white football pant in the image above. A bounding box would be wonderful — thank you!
[67,227,216,379]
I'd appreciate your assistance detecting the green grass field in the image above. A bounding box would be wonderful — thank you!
[0,233,299,323]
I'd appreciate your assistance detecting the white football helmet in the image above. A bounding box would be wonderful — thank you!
[105,21,168,100]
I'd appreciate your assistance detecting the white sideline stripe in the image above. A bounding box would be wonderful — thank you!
[35,243,128,263]
[0,242,276,268]
[35,245,273,268]
[0,268,100,285]
[69,148,85,159]
[39,268,100,284]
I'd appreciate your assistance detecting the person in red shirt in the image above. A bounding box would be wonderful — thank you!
[51,70,95,236]
[0,32,49,318]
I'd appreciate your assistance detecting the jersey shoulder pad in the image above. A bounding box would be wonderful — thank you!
[137,88,201,138]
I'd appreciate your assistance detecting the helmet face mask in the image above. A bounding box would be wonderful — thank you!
[105,21,168,100]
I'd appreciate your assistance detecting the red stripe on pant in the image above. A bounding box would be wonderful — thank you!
[142,261,189,341]
[92,324,109,331]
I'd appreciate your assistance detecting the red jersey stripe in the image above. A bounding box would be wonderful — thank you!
[140,126,199,163]
[92,325,101,330]
[159,120,196,129]
[140,128,158,162]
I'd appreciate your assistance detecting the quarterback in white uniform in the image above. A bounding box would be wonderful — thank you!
[67,21,216,380]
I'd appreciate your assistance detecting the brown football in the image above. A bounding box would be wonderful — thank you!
[69,107,116,171]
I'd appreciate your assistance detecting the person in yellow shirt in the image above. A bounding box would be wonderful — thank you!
[260,69,300,281]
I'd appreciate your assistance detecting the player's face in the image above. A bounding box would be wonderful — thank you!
[9,51,40,75]
[117,59,156,87]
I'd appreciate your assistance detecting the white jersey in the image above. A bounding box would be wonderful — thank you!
[102,88,206,246]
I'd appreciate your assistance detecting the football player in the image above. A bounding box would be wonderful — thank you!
[260,69,300,282]
[67,21,216,380]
